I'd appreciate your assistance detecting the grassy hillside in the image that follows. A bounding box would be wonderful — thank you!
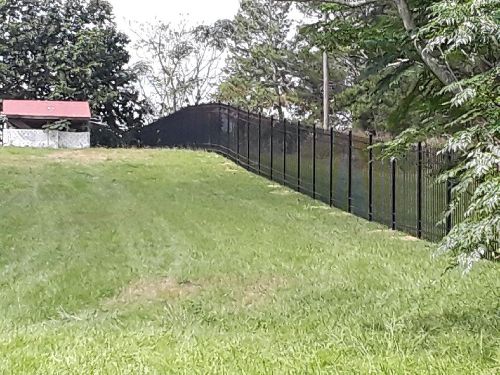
[0,148,498,374]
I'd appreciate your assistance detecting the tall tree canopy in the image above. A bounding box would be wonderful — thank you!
[0,0,148,133]
[217,0,296,120]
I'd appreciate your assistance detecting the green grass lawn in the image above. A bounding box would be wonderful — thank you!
[0,148,498,374]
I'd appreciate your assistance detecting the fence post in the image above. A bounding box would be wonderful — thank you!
[208,106,213,147]
[236,107,240,162]
[446,152,453,234]
[270,116,274,180]
[297,121,301,192]
[417,142,423,238]
[348,130,353,213]
[283,119,287,183]
[247,109,250,167]
[313,125,317,199]
[329,126,334,207]
[227,103,231,151]
[216,101,221,148]
[368,133,374,221]
[258,112,262,175]
[391,157,397,230]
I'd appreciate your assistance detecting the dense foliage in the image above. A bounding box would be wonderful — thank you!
[415,0,499,268]
[0,0,148,133]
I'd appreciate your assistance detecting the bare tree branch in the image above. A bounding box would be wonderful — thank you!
[132,20,225,118]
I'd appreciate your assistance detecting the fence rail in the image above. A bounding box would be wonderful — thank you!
[138,103,463,242]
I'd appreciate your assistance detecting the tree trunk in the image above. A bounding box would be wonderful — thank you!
[393,0,458,88]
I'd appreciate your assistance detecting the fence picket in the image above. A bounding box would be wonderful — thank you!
[313,125,316,199]
[392,158,397,231]
[348,130,353,213]
[297,121,301,192]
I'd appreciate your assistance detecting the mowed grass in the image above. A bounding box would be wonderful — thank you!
[0,148,498,374]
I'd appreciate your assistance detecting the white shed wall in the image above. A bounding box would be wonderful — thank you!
[2,129,90,149]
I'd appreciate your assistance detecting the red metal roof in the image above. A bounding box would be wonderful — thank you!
[1,100,91,120]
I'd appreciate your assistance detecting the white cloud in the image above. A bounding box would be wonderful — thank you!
[108,0,240,30]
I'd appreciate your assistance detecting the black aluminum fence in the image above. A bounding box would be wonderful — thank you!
[139,103,461,242]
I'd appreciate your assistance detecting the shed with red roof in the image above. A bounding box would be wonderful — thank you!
[1,99,91,131]
[0,100,92,149]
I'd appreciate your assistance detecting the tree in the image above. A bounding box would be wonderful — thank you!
[0,0,148,134]
[217,0,297,120]
[219,0,351,126]
[132,20,227,120]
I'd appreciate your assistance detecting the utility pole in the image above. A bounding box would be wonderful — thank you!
[322,13,330,130]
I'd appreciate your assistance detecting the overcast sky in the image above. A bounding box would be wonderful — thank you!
[108,0,241,31]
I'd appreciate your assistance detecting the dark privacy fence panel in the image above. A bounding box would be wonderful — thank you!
[138,103,462,242]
